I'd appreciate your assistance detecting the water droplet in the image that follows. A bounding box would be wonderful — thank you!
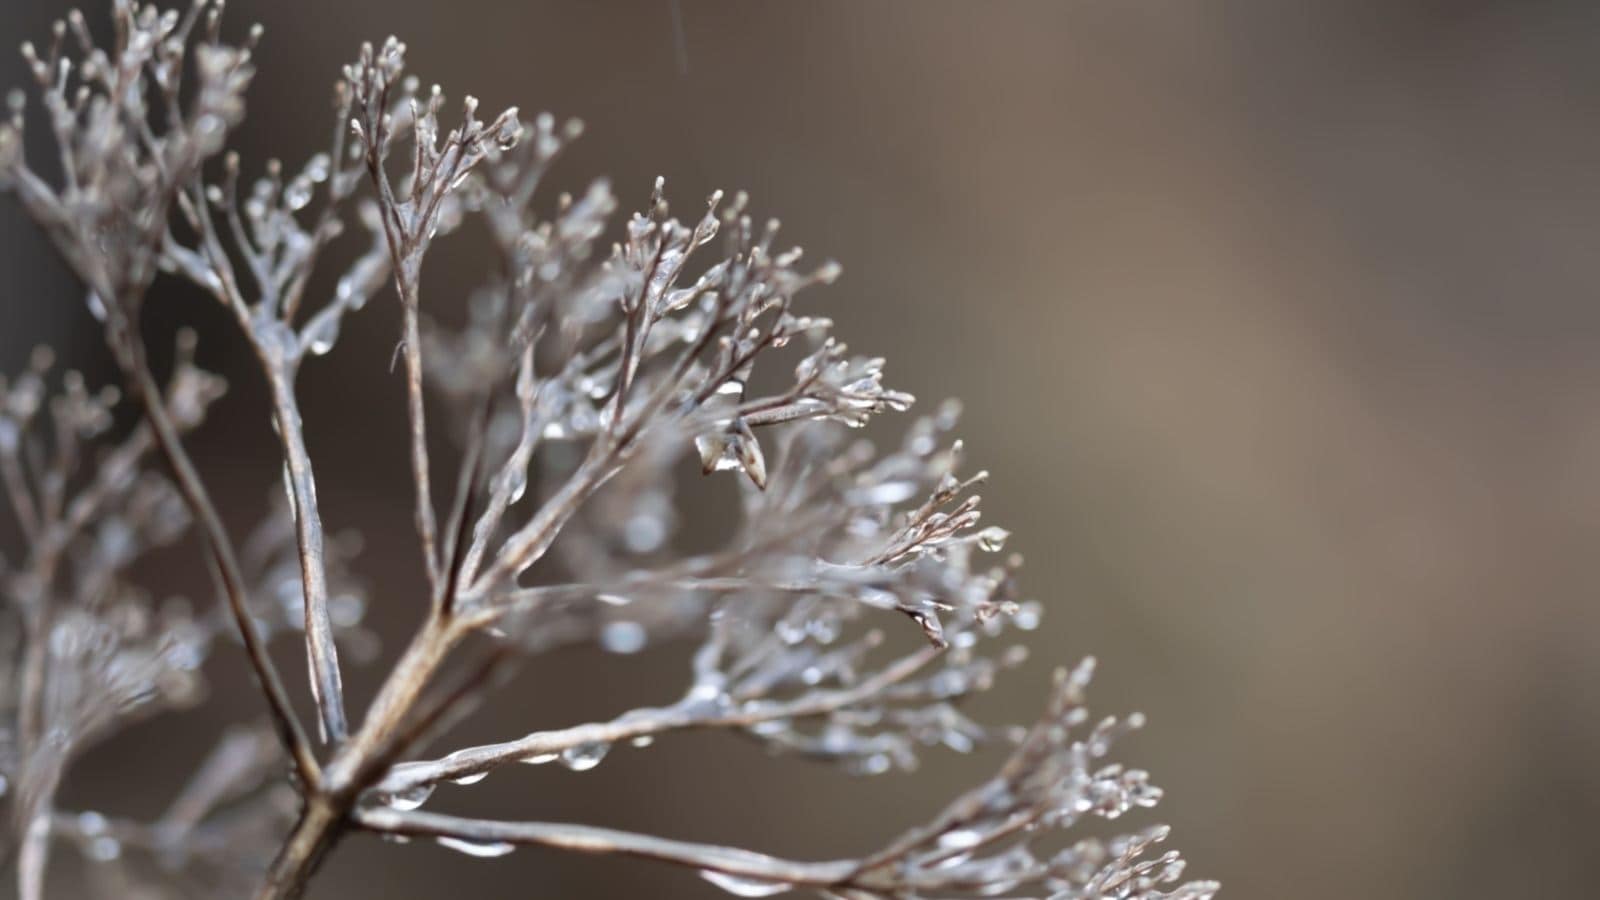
[695,421,767,488]
[76,811,108,835]
[600,620,647,654]
[449,771,488,786]
[1013,601,1041,631]
[382,783,435,811]
[629,735,654,748]
[749,718,789,737]
[436,836,515,858]
[519,752,558,765]
[87,836,121,861]
[695,432,732,472]
[856,480,918,505]
[854,753,891,775]
[942,729,976,754]
[284,176,314,211]
[699,870,793,897]
[195,113,224,138]
[304,312,341,356]
[622,513,667,553]
[305,152,331,183]
[84,291,108,323]
[559,741,610,771]
[939,828,983,850]
[506,466,528,504]
[807,614,841,644]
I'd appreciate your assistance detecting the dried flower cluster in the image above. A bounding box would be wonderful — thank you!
[0,3,1216,899]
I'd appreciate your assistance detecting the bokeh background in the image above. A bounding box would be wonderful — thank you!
[5,1,1600,898]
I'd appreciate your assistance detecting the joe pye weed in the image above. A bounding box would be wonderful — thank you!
[0,2,1217,898]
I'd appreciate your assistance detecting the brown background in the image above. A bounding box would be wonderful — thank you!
[4,1,1600,898]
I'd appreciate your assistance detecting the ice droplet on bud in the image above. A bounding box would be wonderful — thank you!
[977,526,1011,552]
[284,176,314,211]
[695,419,767,488]
[305,152,331,183]
[699,870,793,897]
[436,836,515,858]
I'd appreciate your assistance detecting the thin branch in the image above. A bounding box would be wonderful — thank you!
[396,275,442,593]
[376,646,941,794]
[17,813,51,900]
[118,335,318,786]
[267,372,348,743]
[354,807,858,889]
[466,571,859,626]
[0,438,41,543]
[461,453,616,599]
[434,366,497,615]
[348,640,517,796]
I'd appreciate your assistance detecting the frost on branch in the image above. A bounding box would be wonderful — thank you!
[420,161,918,605]
[1,4,1212,898]
[824,659,1220,900]
[361,662,1217,900]
[344,36,520,276]
[0,1,254,320]
[48,725,296,899]
[0,340,367,898]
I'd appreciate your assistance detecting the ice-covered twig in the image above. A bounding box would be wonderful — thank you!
[357,662,1217,900]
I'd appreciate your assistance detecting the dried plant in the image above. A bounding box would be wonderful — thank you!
[0,3,1217,898]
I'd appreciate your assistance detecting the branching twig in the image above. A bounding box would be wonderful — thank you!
[354,807,860,889]
[0,8,1212,900]
[119,337,319,785]
[377,646,942,794]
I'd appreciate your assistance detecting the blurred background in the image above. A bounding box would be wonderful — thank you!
[5,1,1600,897]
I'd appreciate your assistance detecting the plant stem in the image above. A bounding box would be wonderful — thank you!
[117,330,319,786]
[354,807,861,889]
[253,614,461,898]
[267,370,348,744]
[254,795,345,900]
